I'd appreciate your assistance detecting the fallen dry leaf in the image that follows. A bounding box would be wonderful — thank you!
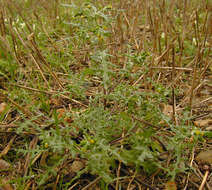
[189,173,201,183]
[24,136,38,175]
[194,119,212,128]
[159,103,174,126]
[70,160,85,173]
[206,126,212,131]
[0,102,7,114]
[0,136,16,158]
[49,98,60,106]
[0,178,14,190]
[196,150,212,165]
[165,181,177,190]
[64,117,73,123]
[40,151,49,166]
[56,108,73,123]
[56,108,66,118]
[159,103,173,118]
[0,159,11,171]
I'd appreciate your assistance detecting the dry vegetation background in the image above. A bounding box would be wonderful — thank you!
[0,0,212,189]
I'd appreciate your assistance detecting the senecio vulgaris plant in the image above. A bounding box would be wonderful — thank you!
[0,0,203,189]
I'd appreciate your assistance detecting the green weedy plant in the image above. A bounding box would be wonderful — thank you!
[0,58,17,81]
[61,2,112,48]
[0,0,208,189]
